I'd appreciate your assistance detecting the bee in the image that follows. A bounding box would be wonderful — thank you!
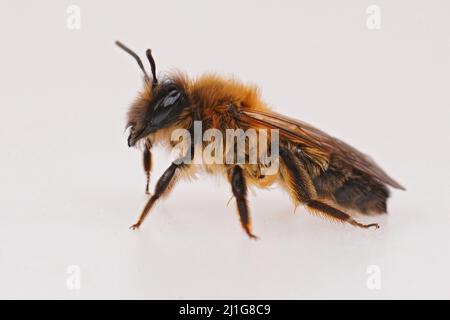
[116,41,405,239]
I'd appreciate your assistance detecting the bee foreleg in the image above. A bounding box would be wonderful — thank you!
[229,166,259,240]
[130,160,186,230]
[143,140,152,195]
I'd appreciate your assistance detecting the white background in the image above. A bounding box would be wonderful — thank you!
[0,0,449,299]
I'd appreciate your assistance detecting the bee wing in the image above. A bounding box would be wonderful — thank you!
[239,109,405,190]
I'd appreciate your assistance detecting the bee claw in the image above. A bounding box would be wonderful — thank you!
[130,223,141,230]
[245,229,259,240]
[226,195,234,207]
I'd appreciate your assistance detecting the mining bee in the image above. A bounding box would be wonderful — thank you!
[116,41,404,239]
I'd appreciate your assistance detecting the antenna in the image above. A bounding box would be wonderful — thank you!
[115,41,151,83]
[146,49,158,87]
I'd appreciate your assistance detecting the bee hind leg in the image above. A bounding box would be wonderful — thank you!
[229,166,259,240]
[279,147,378,229]
[306,200,379,229]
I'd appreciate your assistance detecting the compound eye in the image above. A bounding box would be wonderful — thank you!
[148,87,186,130]
[160,90,181,108]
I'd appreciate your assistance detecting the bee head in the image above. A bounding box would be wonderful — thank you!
[116,41,187,147]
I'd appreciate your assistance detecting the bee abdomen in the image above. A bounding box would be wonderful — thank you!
[312,157,390,215]
[332,173,390,214]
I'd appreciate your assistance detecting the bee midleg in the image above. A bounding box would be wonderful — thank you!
[279,147,379,229]
[130,159,187,230]
[228,166,258,239]
[143,140,152,195]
